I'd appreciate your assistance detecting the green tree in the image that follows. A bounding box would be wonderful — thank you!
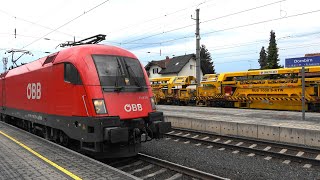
[266,30,281,69]
[200,44,215,74]
[258,46,267,69]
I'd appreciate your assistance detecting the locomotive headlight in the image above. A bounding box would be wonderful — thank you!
[93,99,107,114]
[150,97,156,110]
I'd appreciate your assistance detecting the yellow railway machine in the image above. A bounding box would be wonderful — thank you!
[216,66,320,111]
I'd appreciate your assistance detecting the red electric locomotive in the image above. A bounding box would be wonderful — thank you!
[0,41,171,158]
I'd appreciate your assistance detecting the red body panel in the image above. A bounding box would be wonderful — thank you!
[104,92,152,119]
[0,45,154,119]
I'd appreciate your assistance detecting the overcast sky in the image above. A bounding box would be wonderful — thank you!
[1,0,320,73]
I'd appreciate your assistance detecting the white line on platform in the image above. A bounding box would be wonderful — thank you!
[175,132,182,135]
[184,141,190,144]
[165,138,171,140]
[218,148,225,151]
[235,142,243,146]
[315,154,320,160]
[247,153,255,157]
[167,131,175,134]
[224,140,232,144]
[195,143,202,146]
[174,139,179,142]
[207,145,213,149]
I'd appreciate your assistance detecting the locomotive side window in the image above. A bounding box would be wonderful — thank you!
[64,63,82,85]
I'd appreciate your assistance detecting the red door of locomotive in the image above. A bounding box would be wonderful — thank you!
[52,63,89,117]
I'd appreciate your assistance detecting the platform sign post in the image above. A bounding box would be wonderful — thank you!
[301,66,305,121]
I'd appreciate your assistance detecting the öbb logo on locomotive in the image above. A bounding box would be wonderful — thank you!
[124,104,143,112]
[26,82,41,100]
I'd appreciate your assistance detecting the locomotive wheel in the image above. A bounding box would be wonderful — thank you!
[42,127,50,140]
[59,131,69,146]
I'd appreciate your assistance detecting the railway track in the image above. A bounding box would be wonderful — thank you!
[106,153,228,180]
[165,128,320,168]
[5,120,229,180]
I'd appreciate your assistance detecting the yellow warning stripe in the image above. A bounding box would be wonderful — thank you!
[0,130,82,180]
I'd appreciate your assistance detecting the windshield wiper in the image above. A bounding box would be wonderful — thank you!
[114,58,125,92]
[123,60,143,88]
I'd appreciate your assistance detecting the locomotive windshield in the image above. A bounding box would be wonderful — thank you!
[92,55,147,91]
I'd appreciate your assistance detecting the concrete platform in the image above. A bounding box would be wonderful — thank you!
[158,105,320,148]
[0,121,139,180]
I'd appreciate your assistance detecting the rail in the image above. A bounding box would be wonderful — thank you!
[166,128,320,166]
[138,153,229,180]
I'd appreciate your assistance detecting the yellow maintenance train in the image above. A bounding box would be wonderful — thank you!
[149,66,320,112]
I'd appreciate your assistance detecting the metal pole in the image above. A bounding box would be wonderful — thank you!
[195,9,201,86]
[2,57,8,72]
[301,66,305,120]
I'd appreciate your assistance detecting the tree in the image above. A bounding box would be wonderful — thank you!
[200,44,215,74]
[266,30,281,69]
[258,46,267,69]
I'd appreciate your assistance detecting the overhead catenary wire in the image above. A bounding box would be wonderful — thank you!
[0,32,65,42]
[120,0,285,45]
[106,0,225,44]
[21,0,110,49]
[201,0,286,24]
[126,8,320,51]
[141,30,320,57]
[0,8,76,38]
[159,29,320,55]
[139,41,320,64]
[107,0,217,35]
[202,9,320,36]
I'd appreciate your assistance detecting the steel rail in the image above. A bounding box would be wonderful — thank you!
[166,128,320,165]
[138,153,229,180]
[172,127,320,154]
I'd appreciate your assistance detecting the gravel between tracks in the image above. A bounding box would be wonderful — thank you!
[141,139,320,180]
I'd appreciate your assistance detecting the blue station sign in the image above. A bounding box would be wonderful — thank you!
[285,56,320,67]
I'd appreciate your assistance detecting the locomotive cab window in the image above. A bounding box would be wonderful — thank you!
[92,55,147,92]
[64,63,82,85]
